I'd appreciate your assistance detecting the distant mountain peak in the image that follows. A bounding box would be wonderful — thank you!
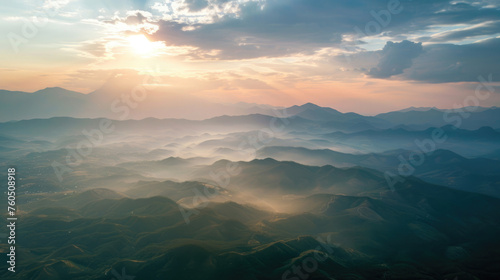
[296,103,341,112]
[476,126,497,134]
[301,102,322,108]
[37,86,66,91]
[33,87,84,95]
[396,106,439,113]
[286,103,344,121]
[251,157,279,163]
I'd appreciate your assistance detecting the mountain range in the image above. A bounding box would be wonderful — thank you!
[2,86,500,132]
[1,92,499,279]
[256,146,500,197]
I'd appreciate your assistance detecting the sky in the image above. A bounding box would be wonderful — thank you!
[1,0,500,114]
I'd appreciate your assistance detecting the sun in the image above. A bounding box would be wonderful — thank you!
[127,34,163,57]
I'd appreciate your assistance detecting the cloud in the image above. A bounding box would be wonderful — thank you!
[421,20,500,42]
[78,40,109,58]
[43,0,71,10]
[6,0,499,93]
[150,0,357,59]
[101,11,159,34]
[184,0,210,12]
[404,38,500,83]
[145,0,500,60]
[103,11,149,25]
[359,38,500,83]
[368,40,423,79]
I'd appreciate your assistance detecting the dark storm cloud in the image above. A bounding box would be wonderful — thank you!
[368,40,423,79]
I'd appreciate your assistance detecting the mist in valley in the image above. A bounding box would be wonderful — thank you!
[1,102,500,279]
